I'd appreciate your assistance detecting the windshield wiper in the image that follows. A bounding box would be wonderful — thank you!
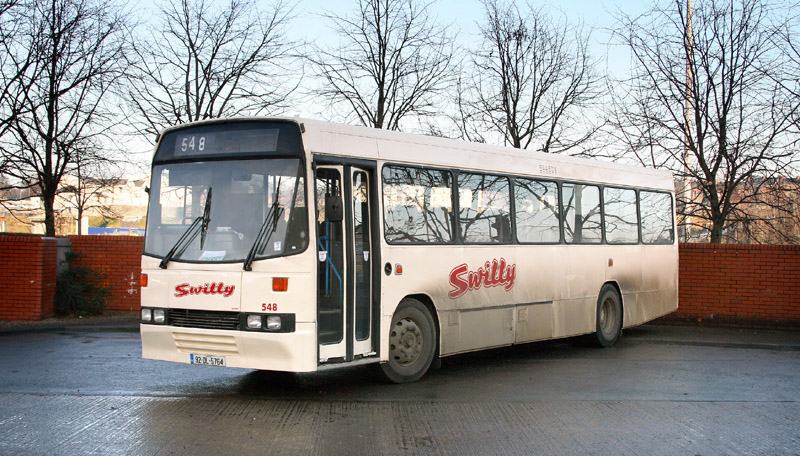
[244,201,284,271]
[200,187,212,249]
[159,187,212,269]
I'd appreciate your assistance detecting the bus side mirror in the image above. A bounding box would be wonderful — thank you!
[325,195,343,222]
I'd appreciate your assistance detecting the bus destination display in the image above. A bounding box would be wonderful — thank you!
[173,129,279,157]
[174,133,214,155]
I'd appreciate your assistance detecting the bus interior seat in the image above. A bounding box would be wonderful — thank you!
[286,209,308,251]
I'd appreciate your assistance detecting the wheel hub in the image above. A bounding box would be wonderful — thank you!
[402,332,416,348]
[390,318,423,365]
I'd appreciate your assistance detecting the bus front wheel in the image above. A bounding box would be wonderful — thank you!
[381,298,436,383]
[592,284,622,347]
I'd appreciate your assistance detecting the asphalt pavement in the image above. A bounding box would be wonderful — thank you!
[0,316,798,455]
[4,313,799,350]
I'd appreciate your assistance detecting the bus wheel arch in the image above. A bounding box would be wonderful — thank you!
[592,282,623,347]
[381,295,438,383]
[407,293,441,368]
[605,281,624,323]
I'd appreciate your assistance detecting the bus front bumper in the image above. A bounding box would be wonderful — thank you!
[140,322,318,372]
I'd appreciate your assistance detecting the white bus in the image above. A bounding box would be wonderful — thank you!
[140,117,677,383]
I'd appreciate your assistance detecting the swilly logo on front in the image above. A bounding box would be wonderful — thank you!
[174,282,235,298]
[448,258,516,299]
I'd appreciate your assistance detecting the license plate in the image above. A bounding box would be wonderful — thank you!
[190,354,226,367]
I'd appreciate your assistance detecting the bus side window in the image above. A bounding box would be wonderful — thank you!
[640,191,674,244]
[562,183,602,244]
[514,178,560,243]
[604,187,639,244]
[382,166,453,243]
[457,172,511,244]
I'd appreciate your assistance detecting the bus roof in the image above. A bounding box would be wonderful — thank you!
[160,117,675,192]
[300,118,674,192]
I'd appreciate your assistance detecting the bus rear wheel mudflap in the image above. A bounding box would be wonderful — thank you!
[381,298,437,383]
[591,284,623,347]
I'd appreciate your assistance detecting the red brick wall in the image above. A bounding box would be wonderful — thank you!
[67,235,144,312]
[0,235,57,320]
[665,243,800,328]
[3,235,800,327]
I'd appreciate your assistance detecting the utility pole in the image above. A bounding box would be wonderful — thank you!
[681,0,694,242]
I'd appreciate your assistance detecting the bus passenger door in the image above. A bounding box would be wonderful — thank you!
[316,167,346,361]
[315,165,375,363]
[350,168,373,358]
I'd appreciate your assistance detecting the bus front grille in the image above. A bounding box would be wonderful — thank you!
[168,309,240,331]
[172,331,239,356]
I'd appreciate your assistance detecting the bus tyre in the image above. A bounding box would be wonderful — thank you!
[593,284,622,347]
[381,299,436,383]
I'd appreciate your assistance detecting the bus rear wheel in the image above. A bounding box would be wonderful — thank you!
[592,284,622,347]
[381,298,436,383]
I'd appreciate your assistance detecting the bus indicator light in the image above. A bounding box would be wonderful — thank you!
[395,264,403,275]
[273,277,289,292]
[140,273,148,287]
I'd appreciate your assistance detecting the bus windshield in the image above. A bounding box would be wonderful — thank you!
[144,158,307,263]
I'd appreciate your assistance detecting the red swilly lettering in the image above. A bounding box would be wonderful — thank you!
[448,258,516,299]
[174,282,235,298]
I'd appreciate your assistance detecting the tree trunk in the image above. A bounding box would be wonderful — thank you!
[41,186,57,237]
[710,218,724,244]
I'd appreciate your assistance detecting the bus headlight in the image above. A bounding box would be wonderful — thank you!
[141,308,152,322]
[247,314,262,329]
[153,309,166,324]
[266,315,282,330]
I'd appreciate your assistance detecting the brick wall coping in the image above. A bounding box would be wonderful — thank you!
[680,243,800,251]
[0,235,57,242]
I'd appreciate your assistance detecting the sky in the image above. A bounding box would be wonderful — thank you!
[296,0,648,38]
[294,0,650,81]
[124,0,654,173]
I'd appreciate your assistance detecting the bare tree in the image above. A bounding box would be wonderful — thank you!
[0,173,37,230]
[0,0,129,236]
[453,0,600,152]
[56,145,122,234]
[0,0,15,15]
[772,10,800,138]
[0,0,31,137]
[722,176,800,244]
[310,0,454,130]
[609,0,797,243]
[125,0,298,140]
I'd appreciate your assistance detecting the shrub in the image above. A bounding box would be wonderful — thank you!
[55,252,109,316]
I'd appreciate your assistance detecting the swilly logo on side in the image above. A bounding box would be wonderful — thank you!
[448,258,516,299]
[174,282,235,298]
